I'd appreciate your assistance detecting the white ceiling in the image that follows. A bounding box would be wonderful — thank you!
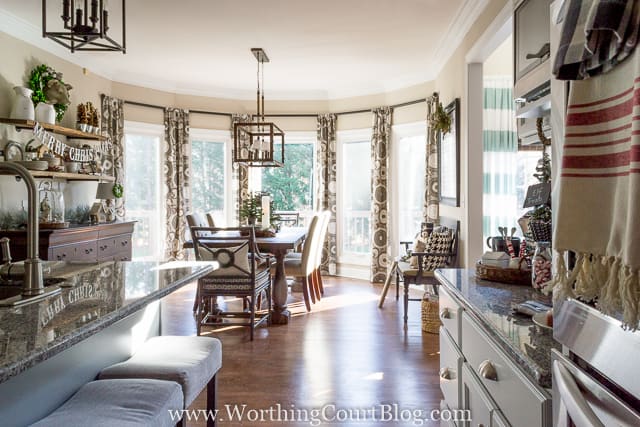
[0,0,488,100]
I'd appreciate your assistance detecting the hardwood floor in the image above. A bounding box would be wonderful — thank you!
[161,277,443,426]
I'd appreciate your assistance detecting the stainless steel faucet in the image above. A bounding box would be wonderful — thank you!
[0,162,44,295]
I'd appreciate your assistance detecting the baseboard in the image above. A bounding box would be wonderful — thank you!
[336,263,370,281]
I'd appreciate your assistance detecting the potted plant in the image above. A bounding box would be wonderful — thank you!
[239,193,262,226]
[28,64,72,124]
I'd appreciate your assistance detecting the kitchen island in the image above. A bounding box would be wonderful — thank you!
[0,260,215,426]
[436,268,560,427]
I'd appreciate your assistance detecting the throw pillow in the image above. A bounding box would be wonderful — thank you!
[409,237,427,269]
[422,229,453,271]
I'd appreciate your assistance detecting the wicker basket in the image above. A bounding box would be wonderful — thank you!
[475,262,531,286]
[421,294,441,334]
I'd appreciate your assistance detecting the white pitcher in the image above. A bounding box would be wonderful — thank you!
[9,86,35,121]
[35,102,56,125]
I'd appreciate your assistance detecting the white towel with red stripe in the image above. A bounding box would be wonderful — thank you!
[549,44,640,330]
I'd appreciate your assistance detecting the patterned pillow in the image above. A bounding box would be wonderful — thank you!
[421,229,453,271]
[409,237,427,269]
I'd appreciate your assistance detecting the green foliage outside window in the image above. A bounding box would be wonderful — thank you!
[191,141,225,213]
[262,143,314,211]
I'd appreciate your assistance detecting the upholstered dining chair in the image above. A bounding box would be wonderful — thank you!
[190,226,272,340]
[282,214,320,312]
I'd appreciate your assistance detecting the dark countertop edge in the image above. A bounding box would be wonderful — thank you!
[0,264,212,384]
[435,269,553,390]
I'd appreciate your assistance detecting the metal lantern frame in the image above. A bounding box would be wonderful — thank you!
[42,0,126,53]
[233,48,285,168]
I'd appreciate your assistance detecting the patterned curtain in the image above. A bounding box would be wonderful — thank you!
[163,108,191,260]
[100,95,125,220]
[370,106,392,283]
[316,114,338,275]
[482,76,517,241]
[424,93,440,223]
[231,113,251,225]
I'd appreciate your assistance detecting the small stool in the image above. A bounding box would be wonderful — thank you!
[31,378,183,427]
[99,336,222,427]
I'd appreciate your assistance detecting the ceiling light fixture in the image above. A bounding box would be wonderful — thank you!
[233,48,284,167]
[42,0,126,53]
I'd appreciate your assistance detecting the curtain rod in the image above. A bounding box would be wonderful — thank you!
[123,97,427,118]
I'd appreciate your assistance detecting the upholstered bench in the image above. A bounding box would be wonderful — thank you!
[30,378,183,427]
[99,336,222,427]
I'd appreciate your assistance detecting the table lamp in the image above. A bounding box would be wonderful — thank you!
[95,182,116,222]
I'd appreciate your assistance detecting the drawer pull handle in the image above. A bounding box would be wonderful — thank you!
[478,360,498,381]
[439,367,452,380]
[440,308,451,319]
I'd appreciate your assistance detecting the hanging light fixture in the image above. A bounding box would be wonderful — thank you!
[233,48,285,167]
[42,0,126,53]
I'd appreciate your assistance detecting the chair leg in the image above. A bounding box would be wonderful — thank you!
[207,374,217,427]
[395,269,400,300]
[308,274,316,304]
[301,276,312,312]
[403,280,410,328]
[192,285,200,313]
[310,273,321,302]
[316,268,324,295]
[267,284,272,325]
[176,418,185,427]
[249,295,255,341]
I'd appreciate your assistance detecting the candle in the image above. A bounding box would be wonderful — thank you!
[262,195,270,230]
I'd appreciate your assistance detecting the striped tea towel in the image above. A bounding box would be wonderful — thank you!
[548,44,640,330]
[554,0,640,80]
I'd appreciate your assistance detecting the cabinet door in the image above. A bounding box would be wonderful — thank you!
[462,364,495,427]
[492,410,510,427]
[440,327,463,412]
[439,285,463,346]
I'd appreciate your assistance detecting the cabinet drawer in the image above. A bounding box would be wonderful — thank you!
[462,363,495,427]
[439,401,458,427]
[74,241,97,261]
[461,313,549,426]
[97,238,117,258]
[492,410,511,427]
[440,327,463,413]
[439,285,463,346]
[50,245,74,261]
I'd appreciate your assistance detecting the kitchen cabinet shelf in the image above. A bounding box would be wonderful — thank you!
[0,118,105,140]
[29,170,115,182]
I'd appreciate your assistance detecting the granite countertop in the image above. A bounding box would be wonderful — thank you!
[435,268,560,389]
[0,260,215,384]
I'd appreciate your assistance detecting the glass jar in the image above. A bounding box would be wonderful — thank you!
[531,241,552,289]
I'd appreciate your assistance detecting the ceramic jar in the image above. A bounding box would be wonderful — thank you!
[10,86,35,121]
[35,102,56,125]
[531,241,552,289]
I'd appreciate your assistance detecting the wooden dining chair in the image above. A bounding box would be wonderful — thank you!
[310,210,330,301]
[190,226,272,340]
[282,214,320,312]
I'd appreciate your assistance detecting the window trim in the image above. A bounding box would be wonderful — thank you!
[123,121,165,261]
[189,128,233,226]
[390,121,427,259]
[337,127,372,265]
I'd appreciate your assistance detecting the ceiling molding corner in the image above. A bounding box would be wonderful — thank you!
[429,0,491,80]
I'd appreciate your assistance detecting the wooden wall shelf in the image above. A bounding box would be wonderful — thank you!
[0,118,105,141]
[29,171,115,182]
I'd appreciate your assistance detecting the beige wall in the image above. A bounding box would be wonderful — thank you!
[432,0,510,266]
[484,34,513,77]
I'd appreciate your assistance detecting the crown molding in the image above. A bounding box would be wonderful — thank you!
[430,0,491,78]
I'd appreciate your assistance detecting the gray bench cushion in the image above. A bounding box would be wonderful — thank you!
[31,379,183,427]
[99,336,222,407]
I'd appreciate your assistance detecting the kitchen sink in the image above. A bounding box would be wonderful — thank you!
[0,278,67,307]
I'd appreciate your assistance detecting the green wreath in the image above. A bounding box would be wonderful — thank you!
[28,64,70,123]
[112,183,124,199]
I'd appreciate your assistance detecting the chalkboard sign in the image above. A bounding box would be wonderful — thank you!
[523,183,551,208]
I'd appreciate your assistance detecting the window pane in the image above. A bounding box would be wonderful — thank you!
[125,133,162,260]
[191,140,226,224]
[397,135,425,241]
[261,143,314,212]
[342,141,371,254]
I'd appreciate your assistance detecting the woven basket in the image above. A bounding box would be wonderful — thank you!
[475,262,531,286]
[421,295,441,334]
[529,220,552,243]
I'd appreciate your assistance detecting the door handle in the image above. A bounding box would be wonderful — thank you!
[553,361,605,427]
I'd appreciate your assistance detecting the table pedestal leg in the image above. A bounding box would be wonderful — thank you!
[270,250,290,324]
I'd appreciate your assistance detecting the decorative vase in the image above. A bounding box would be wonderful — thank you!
[10,86,35,121]
[35,102,56,125]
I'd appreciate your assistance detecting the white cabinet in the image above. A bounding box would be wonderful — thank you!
[438,295,552,426]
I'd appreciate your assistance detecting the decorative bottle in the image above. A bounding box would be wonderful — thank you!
[531,241,552,289]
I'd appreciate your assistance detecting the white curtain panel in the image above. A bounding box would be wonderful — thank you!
[482,76,518,243]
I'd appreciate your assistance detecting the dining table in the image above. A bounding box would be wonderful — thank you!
[184,227,307,324]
